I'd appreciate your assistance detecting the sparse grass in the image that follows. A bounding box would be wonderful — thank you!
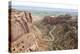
[33,15,78,50]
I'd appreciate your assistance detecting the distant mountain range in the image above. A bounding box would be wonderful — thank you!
[12,6,78,12]
[12,6,78,16]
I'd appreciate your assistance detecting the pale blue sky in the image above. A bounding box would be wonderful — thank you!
[12,1,78,9]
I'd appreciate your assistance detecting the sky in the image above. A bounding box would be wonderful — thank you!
[11,1,78,9]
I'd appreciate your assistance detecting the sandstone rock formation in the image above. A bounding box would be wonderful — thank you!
[43,14,72,25]
[9,9,48,53]
[9,9,78,52]
[9,9,32,42]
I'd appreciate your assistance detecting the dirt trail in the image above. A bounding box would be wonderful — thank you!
[32,25,56,42]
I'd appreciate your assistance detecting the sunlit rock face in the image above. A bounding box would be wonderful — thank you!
[9,9,48,53]
[10,9,32,42]
[9,9,34,52]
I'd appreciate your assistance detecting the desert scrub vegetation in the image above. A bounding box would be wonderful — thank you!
[33,14,78,50]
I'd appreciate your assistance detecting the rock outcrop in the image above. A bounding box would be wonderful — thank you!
[43,14,72,25]
[9,9,32,42]
[9,9,33,52]
[9,9,48,53]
